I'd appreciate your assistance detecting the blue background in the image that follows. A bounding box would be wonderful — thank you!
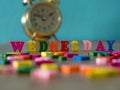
[0,0,120,43]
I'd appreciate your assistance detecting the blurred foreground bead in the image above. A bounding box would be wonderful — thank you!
[35,60,54,66]
[31,69,58,82]
[96,57,108,66]
[3,60,11,65]
[109,61,120,67]
[17,66,35,74]
[12,61,33,69]
[86,68,119,79]
[110,51,120,59]
[64,53,78,58]
[41,52,49,57]
[35,57,52,61]
[31,54,41,60]
[7,55,31,60]
[41,52,54,57]
[2,65,16,74]
[0,54,7,59]
[21,52,30,55]
[79,65,96,75]
[60,64,72,75]
[54,52,65,56]
[47,54,59,59]
[73,56,90,62]
[6,52,21,55]
[0,59,4,65]
[97,51,110,56]
[88,51,98,57]
[60,64,79,75]
[40,63,58,70]
[58,56,67,62]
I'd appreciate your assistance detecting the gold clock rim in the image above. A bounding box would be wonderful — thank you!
[27,2,62,37]
[21,10,51,40]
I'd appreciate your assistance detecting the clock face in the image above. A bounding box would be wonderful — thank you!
[29,2,61,36]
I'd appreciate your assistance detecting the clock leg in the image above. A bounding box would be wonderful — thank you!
[52,34,58,40]
[31,32,37,40]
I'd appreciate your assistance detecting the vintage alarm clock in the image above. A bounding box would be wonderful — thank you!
[21,0,62,40]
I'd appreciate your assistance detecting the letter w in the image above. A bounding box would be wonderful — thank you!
[10,41,24,52]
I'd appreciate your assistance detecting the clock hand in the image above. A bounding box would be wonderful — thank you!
[49,12,53,16]
[34,14,43,18]
[46,11,54,18]
[35,11,54,21]
[41,17,46,21]
[34,14,47,21]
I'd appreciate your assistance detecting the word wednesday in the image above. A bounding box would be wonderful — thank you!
[10,40,116,53]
